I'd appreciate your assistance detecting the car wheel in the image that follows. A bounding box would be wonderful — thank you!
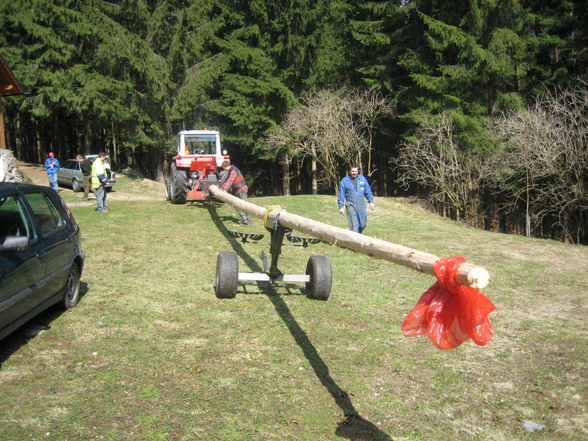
[215,252,238,298]
[305,256,332,300]
[72,178,81,192]
[62,264,81,309]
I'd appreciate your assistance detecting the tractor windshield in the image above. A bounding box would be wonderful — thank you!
[184,135,217,155]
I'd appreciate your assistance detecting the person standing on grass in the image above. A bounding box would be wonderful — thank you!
[219,160,251,225]
[337,164,375,234]
[91,152,110,213]
[76,154,93,200]
[44,152,60,191]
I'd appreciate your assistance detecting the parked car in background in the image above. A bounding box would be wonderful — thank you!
[0,182,85,340]
[57,156,116,192]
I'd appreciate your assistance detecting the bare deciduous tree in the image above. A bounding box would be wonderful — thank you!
[488,83,587,243]
[395,113,487,221]
[348,89,395,176]
[266,89,393,194]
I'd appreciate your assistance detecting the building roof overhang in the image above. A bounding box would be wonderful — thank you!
[0,55,25,97]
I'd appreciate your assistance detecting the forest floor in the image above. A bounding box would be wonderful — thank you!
[0,162,586,441]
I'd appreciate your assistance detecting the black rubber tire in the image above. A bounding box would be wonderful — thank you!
[72,178,81,192]
[169,163,187,204]
[215,252,238,298]
[62,263,81,309]
[305,256,332,300]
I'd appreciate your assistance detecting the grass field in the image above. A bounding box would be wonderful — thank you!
[1,167,586,441]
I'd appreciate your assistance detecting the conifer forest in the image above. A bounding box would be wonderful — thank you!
[1,0,586,243]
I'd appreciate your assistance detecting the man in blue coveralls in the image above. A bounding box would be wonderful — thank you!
[338,165,375,233]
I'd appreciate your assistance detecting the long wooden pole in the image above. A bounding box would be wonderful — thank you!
[209,185,490,289]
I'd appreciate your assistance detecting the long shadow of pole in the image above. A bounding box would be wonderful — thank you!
[207,203,393,441]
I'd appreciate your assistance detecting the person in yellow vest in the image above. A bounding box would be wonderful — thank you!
[91,152,110,213]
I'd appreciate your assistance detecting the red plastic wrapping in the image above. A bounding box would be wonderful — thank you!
[401,256,495,350]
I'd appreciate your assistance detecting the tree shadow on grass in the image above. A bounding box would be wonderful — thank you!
[0,281,89,368]
[207,203,393,441]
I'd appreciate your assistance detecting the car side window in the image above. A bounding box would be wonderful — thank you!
[23,192,66,237]
[0,195,31,244]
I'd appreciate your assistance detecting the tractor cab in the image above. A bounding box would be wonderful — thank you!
[167,129,230,204]
[177,130,225,164]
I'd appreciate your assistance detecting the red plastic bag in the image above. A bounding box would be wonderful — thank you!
[401,256,495,350]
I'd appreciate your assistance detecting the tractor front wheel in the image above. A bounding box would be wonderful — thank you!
[215,252,239,298]
[169,163,187,204]
[305,256,332,300]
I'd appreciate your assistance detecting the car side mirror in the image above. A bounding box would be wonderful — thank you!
[0,235,29,251]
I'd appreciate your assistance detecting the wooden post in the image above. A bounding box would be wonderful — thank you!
[208,185,490,289]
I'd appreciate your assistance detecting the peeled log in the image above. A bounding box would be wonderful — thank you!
[209,185,490,289]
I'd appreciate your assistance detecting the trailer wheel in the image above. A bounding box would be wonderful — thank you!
[305,255,332,300]
[169,163,187,204]
[215,252,238,298]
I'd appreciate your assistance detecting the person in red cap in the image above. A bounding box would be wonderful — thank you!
[44,152,60,191]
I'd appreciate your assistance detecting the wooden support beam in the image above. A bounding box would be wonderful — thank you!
[209,185,490,289]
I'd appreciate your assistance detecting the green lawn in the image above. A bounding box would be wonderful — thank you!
[1,175,586,441]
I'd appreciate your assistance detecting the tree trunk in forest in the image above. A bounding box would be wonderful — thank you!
[208,185,490,289]
[84,120,92,154]
[152,145,163,181]
[295,160,302,194]
[311,145,317,195]
[36,123,42,163]
[111,123,118,168]
[281,153,290,196]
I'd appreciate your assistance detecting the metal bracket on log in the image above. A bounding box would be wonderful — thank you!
[208,185,490,289]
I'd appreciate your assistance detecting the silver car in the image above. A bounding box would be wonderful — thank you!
[57,158,116,192]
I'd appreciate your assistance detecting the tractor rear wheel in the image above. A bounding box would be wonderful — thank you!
[215,252,239,298]
[305,255,332,300]
[169,163,187,204]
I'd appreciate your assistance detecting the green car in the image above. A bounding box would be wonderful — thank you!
[0,182,85,340]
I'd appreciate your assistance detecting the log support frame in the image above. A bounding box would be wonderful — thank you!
[267,224,288,280]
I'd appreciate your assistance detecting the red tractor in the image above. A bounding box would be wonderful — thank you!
[165,129,230,203]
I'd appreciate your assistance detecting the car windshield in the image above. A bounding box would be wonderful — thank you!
[184,135,216,155]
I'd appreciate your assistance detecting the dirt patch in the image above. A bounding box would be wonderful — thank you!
[16,161,48,185]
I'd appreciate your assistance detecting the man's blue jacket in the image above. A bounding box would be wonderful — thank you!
[338,174,374,233]
[338,174,374,209]
[44,157,60,174]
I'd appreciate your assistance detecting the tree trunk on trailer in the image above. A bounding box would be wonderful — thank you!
[208,185,490,289]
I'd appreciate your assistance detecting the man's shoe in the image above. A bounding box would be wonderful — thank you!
[81,197,88,201]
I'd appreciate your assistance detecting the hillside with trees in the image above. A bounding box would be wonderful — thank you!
[1,0,586,243]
